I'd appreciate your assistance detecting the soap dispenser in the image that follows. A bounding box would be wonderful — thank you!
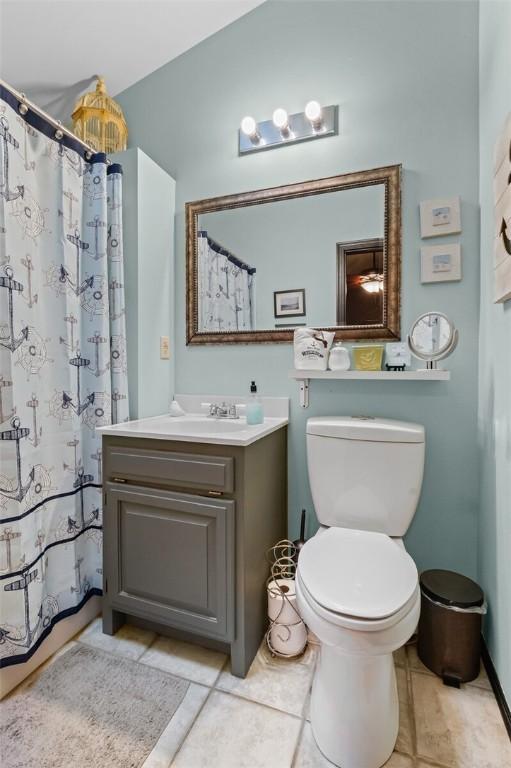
[246,381,264,425]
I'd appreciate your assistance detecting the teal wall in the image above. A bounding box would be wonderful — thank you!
[478,0,511,701]
[113,148,176,418]
[117,0,480,578]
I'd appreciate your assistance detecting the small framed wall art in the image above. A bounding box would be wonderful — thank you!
[421,244,461,283]
[420,196,461,238]
[274,288,306,318]
[385,342,411,370]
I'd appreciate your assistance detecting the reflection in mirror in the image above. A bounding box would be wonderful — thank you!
[198,231,256,332]
[186,165,401,344]
[337,239,384,326]
[197,185,384,332]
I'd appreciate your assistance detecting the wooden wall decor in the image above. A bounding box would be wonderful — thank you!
[494,113,511,303]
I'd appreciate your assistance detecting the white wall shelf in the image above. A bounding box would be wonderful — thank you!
[289,369,450,407]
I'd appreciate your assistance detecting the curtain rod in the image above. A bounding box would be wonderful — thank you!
[0,78,97,157]
[198,231,257,274]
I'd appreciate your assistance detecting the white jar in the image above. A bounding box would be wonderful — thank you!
[328,344,351,371]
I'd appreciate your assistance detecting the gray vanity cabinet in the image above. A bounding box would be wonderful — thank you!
[101,428,287,677]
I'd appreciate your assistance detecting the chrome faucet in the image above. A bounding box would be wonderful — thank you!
[208,402,239,419]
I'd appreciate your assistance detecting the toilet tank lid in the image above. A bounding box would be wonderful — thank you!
[306,416,425,443]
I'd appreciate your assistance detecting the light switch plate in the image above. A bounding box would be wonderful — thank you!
[160,336,170,359]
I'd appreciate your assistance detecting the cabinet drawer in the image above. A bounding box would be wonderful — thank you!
[105,483,235,640]
[108,446,234,493]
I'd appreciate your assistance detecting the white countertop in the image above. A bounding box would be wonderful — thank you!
[97,413,288,446]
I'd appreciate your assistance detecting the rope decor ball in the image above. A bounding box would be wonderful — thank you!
[72,76,128,153]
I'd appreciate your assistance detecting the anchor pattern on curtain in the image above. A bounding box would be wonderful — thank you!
[0,91,129,667]
[198,231,256,332]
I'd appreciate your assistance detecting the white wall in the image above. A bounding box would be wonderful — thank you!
[114,148,176,418]
[477,0,511,703]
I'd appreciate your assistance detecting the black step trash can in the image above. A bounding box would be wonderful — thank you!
[418,569,487,687]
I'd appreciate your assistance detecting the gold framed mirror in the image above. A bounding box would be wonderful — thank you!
[186,164,401,344]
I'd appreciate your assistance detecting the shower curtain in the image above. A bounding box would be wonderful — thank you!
[198,230,256,331]
[0,86,128,675]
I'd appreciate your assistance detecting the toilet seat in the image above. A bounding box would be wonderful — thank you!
[298,527,418,623]
[297,570,420,633]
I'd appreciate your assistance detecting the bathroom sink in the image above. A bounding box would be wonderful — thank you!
[97,412,288,446]
[150,417,250,435]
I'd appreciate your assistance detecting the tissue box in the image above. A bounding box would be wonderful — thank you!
[353,344,384,371]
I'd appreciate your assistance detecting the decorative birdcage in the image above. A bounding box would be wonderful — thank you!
[71,76,128,153]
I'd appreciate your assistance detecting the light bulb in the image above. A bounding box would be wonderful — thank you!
[240,115,261,146]
[241,115,257,138]
[361,280,381,294]
[305,100,322,122]
[272,108,289,130]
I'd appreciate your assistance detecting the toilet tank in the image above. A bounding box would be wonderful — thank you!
[306,417,425,536]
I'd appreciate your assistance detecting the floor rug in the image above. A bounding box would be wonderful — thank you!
[0,643,189,768]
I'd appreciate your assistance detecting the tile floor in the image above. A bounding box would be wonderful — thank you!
[33,619,511,767]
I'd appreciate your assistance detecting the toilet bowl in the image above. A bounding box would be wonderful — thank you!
[296,528,420,768]
[297,417,426,768]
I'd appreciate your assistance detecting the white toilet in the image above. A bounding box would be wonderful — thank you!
[296,416,425,768]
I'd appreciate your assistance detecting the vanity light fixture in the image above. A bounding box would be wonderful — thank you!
[238,102,338,155]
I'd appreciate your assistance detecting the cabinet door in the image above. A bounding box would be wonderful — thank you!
[104,483,235,640]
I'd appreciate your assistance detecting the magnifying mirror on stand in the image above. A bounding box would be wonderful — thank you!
[407,312,458,370]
